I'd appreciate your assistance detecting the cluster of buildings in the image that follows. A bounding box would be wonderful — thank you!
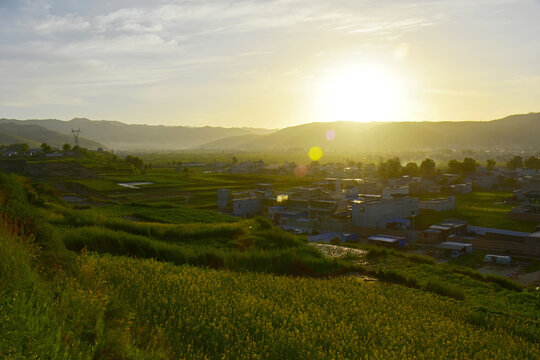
[218,178,421,234]
[510,175,540,222]
[217,174,540,258]
[1,147,67,158]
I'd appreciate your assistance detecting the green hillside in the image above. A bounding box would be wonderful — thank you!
[0,122,104,149]
[199,112,540,151]
[1,172,539,359]
[0,118,275,150]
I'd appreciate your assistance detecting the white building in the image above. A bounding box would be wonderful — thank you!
[351,197,419,228]
[419,196,455,212]
[233,197,262,218]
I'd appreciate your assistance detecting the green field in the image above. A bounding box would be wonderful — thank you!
[66,170,316,209]
[416,192,537,232]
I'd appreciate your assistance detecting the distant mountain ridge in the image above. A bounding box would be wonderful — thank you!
[0,118,276,150]
[1,113,538,151]
[0,122,104,149]
[198,113,540,151]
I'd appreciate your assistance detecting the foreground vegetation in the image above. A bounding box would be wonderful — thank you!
[1,172,539,359]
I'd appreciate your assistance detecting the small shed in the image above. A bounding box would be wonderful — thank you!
[368,235,407,248]
[419,229,443,244]
[437,241,473,258]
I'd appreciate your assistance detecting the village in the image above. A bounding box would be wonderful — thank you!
[217,165,540,265]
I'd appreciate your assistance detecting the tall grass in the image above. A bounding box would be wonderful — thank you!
[61,226,345,276]
[450,266,522,291]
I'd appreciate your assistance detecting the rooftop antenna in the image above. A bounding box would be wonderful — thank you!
[72,129,80,146]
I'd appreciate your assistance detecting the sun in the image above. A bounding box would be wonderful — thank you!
[317,64,404,122]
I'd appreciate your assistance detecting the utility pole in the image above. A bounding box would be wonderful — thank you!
[72,129,80,146]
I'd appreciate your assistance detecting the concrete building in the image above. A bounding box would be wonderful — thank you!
[382,186,409,199]
[351,197,419,228]
[509,175,540,221]
[232,197,262,218]
[217,189,232,210]
[463,226,540,256]
[437,241,472,258]
[419,196,455,212]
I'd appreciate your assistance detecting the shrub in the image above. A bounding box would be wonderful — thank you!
[407,253,436,265]
[423,279,465,301]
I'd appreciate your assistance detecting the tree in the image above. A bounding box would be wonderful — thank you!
[125,155,143,168]
[378,157,402,179]
[402,162,419,177]
[419,158,436,178]
[62,143,72,152]
[507,156,523,170]
[232,156,238,165]
[524,156,540,170]
[448,159,461,174]
[461,157,478,174]
[486,159,496,171]
[448,158,477,175]
[7,143,29,152]
[40,142,53,154]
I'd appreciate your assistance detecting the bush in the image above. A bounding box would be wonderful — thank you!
[407,253,436,265]
[423,279,465,301]
[376,268,419,288]
[451,266,522,291]
[483,273,522,292]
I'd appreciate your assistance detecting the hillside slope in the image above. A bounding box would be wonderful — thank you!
[0,122,104,149]
[199,112,540,151]
[1,172,539,359]
[0,118,276,150]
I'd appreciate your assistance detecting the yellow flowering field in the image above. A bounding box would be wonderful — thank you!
[79,254,540,360]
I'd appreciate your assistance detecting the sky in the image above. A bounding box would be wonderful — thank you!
[0,0,539,128]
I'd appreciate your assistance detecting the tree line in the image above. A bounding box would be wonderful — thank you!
[378,155,539,179]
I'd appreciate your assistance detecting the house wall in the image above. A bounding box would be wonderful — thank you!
[351,197,419,228]
[232,198,262,218]
[419,196,455,212]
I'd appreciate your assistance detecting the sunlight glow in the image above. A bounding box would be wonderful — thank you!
[317,64,404,122]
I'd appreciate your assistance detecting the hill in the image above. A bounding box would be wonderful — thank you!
[199,112,540,152]
[0,122,104,149]
[1,171,539,359]
[0,118,276,150]
[2,112,538,152]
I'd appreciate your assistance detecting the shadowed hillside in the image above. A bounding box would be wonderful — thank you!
[0,118,276,150]
[199,112,540,151]
[0,122,104,149]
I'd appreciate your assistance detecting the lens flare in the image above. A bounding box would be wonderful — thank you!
[308,146,323,161]
[325,130,336,141]
[294,164,308,178]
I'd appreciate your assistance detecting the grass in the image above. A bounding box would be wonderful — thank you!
[93,202,239,224]
[2,171,540,359]
[358,246,537,319]
[60,225,347,276]
[415,191,537,232]
[75,169,316,209]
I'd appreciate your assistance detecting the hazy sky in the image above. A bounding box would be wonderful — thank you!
[1,0,538,128]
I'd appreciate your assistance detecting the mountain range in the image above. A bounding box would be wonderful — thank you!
[0,113,538,152]
[199,113,540,152]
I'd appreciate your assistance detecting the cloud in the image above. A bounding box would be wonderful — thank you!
[1,0,537,125]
